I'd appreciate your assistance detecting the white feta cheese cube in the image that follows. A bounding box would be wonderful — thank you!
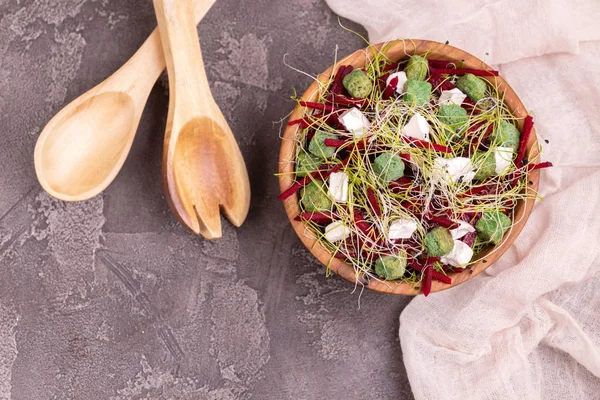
[450,220,475,240]
[439,88,467,106]
[401,113,430,141]
[432,157,475,185]
[388,219,418,240]
[324,221,350,242]
[494,146,514,175]
[441,240,474,266]
[339,108,371,139]
[328,172,349,203]
[386,71,408,94]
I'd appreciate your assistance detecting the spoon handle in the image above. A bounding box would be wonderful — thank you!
[105,0,216,100]
[153,0,215,126]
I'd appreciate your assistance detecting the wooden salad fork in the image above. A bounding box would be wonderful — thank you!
[153,0,251,239]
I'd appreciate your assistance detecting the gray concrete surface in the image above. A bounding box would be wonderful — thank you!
[0,1,415,399]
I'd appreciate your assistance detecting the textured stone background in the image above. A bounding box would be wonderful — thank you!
[0,1,414,399]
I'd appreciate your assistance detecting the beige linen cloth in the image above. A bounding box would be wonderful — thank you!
[324,1,600,398]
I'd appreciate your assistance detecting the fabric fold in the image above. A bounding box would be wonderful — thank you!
[325,0,600,65]
[323,0,600,398]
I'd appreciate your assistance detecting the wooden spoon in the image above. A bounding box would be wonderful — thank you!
[33,0,216,202]
[153,0,250,239]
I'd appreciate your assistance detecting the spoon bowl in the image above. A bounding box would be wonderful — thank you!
[36,91,135,200]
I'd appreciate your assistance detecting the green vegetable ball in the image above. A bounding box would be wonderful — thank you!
[492,120,521,150]
[403,79,432,106]
[309,131,337,159]
[476,211,512,245]
[300,182,332,212]
[455,73,487,102]
[438,104,468,138]
[375,251,408,280]
[342,69,373,98]
[404,55,429,81]
[295,152,321,177]
[373,153,405,182]
[473,150,496,180]
[424,226,454,257]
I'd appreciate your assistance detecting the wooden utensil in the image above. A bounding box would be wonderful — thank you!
[279,40,541,295]
[153,0,250,239]
[33,0,216,202]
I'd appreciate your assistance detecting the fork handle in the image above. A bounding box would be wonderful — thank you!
[153,0,215,128]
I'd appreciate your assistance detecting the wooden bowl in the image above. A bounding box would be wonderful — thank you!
[278,39,540,295]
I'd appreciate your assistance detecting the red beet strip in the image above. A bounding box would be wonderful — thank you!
[400,201,422,214]
[326,112,341,128]
[515,115,534,166]
[331,93,365,107]
[382,62,401,72]
[423,214,459,229]
[422,266,433,296]
[367,188,382,216]
[395,177,413,185]
[334,250,359,260]
[409,261,452,285]
[294,212,335,224]
[441,80,455,91]
[459,98,479,115]
[428,70,446,91]
[527,161,553,171]
[382,76,398,100]
[428,59,457,69]
[432,270,452,285]
[289,112,329,130]
[508,161,551,188]
[277,175,316,201]
[353,217,374,257]
[287,118,317,129]
[341,138,369,153]
[461,231,478,247]
[439,208,455,219]
[353,213,379,257]
[510,172,523,188]
[466,121,488,152]
[462,97,477,107]
[430,67,499,77]
[399,153,411,162]
[403,137,453,153]
[461,211,481,220]
[430,70,457,92]
[299,101,334,112]
[353,212,371,234]
[323,138,349,148]
[377,73,391,92]
[330,65,352,95]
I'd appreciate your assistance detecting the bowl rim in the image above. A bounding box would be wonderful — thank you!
[278,39,541,295]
